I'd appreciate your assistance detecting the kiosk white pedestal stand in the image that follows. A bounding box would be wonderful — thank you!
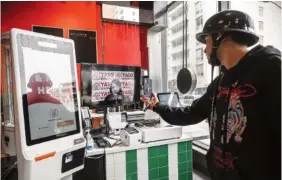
[1,29,86,180]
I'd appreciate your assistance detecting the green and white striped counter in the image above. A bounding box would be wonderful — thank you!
[105,141,193,180]
[90,130,194,180]
[86,122,210,180]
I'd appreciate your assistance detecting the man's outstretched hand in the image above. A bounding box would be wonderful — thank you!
[141,93,159,110]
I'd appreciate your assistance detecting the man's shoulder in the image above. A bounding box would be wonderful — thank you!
[249,46,281,74]
[204,75,222,94]
[257,45,281,64]
[210,75,222,86]
[262,53,281,71]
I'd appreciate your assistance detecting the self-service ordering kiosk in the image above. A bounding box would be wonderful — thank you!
[1,29,86,180]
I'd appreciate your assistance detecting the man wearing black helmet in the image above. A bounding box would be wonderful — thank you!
[142,10,281,180]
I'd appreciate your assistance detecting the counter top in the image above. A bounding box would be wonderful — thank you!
[86,132,192,157]
[86,121,210,157]
[106,129,193,154]
[182,121,209,140]
[91,113,104,118]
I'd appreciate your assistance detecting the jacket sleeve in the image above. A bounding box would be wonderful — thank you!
[262,54,281,140]
[259,54,281,177]
[153,80,216,126]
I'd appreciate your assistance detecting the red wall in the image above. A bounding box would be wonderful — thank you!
[103,22,148,68]
[1,2,97,34]
[1,1,148,69]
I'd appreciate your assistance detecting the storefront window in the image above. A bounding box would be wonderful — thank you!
[166,1,216,105]
[165,1,281,106]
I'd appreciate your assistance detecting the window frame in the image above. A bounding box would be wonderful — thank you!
[196,63,204,76]
[195,1,202,15]
[259,21,264,30]
[196,48,203,61]
[196,15,203,30]
[259,6,263,17]
[259,35,264,45]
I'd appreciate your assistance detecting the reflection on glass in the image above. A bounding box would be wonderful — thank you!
[22,48,77,140]
[166,1,281,105]
[167,2,185,96]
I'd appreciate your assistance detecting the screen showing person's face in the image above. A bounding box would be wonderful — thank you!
[91,70,135,103]
[111,82,120,95]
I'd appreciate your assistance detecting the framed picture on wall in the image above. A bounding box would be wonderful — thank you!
[68,29,97,64]
[32,25,64,37]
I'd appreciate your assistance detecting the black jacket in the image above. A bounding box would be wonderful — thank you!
[154,45,281,180]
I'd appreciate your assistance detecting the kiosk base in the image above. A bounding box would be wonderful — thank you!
[1,156,18,180]
[61,175,72,180]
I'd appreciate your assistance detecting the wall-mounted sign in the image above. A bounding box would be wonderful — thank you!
[69,29,97,64]
[32,25,64,37]
[102,4,153,24]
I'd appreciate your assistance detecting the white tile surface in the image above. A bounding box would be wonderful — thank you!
[168,143,178,180]
[137,148,148,180]
[168,143,178,155]
[169,174,178,180]
[106,154,114,167]
[114,163,126,176]
[137,148,147,160]
[114,152,126,164]
[106,165,115,179]
[114,174,126,180]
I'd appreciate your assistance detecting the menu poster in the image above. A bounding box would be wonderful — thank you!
[69,29,97,64]
[91,70,135,102]
[32,26,64,37]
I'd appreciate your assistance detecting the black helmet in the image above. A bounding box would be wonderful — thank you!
[196,10,259,46]
[196,10,259,66]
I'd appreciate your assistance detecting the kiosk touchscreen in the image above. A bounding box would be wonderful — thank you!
[7,28,86,180]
